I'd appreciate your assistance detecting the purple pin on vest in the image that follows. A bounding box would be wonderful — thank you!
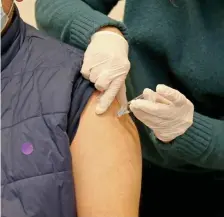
[21,143,34,155]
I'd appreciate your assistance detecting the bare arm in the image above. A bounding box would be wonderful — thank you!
[70,92,142,217]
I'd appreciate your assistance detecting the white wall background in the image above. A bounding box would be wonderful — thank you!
[16,0,37,27]
[16,0,125,28]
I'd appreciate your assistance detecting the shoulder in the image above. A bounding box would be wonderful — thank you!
[17,24,92,118]
[24,24,84,73]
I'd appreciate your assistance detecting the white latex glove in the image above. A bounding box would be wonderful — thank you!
[130,85,194,142]
[81,31,130,114]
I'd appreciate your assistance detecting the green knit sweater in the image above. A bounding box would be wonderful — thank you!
[35,0,224,171]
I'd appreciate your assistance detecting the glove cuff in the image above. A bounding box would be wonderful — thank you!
[70,10,127,50]
[170,112,213,159]
[92,31,128,44]
[154,113,213,161]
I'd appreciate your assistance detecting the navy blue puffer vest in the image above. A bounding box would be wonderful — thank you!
[1,9,94,217]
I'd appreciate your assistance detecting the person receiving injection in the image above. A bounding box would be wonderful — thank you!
[1,1,142,216]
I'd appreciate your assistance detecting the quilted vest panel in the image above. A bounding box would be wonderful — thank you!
[1,12,93,217]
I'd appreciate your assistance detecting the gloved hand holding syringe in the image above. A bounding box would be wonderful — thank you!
[117,94,145,117]
[117,85,194,143]
[117,89,171,117]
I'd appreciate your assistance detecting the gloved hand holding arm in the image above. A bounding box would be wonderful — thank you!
[36,0,130,114]
[130,85,224,170]
[81,31,130,114]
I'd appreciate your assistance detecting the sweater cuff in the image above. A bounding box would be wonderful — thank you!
[70,10,127,50]
[155,113,213,160]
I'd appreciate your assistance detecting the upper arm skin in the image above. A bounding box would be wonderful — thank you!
[70,92,142,217]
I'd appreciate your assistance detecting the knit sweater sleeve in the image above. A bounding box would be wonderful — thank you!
[35,0,126,50]
[151,112,224,170]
